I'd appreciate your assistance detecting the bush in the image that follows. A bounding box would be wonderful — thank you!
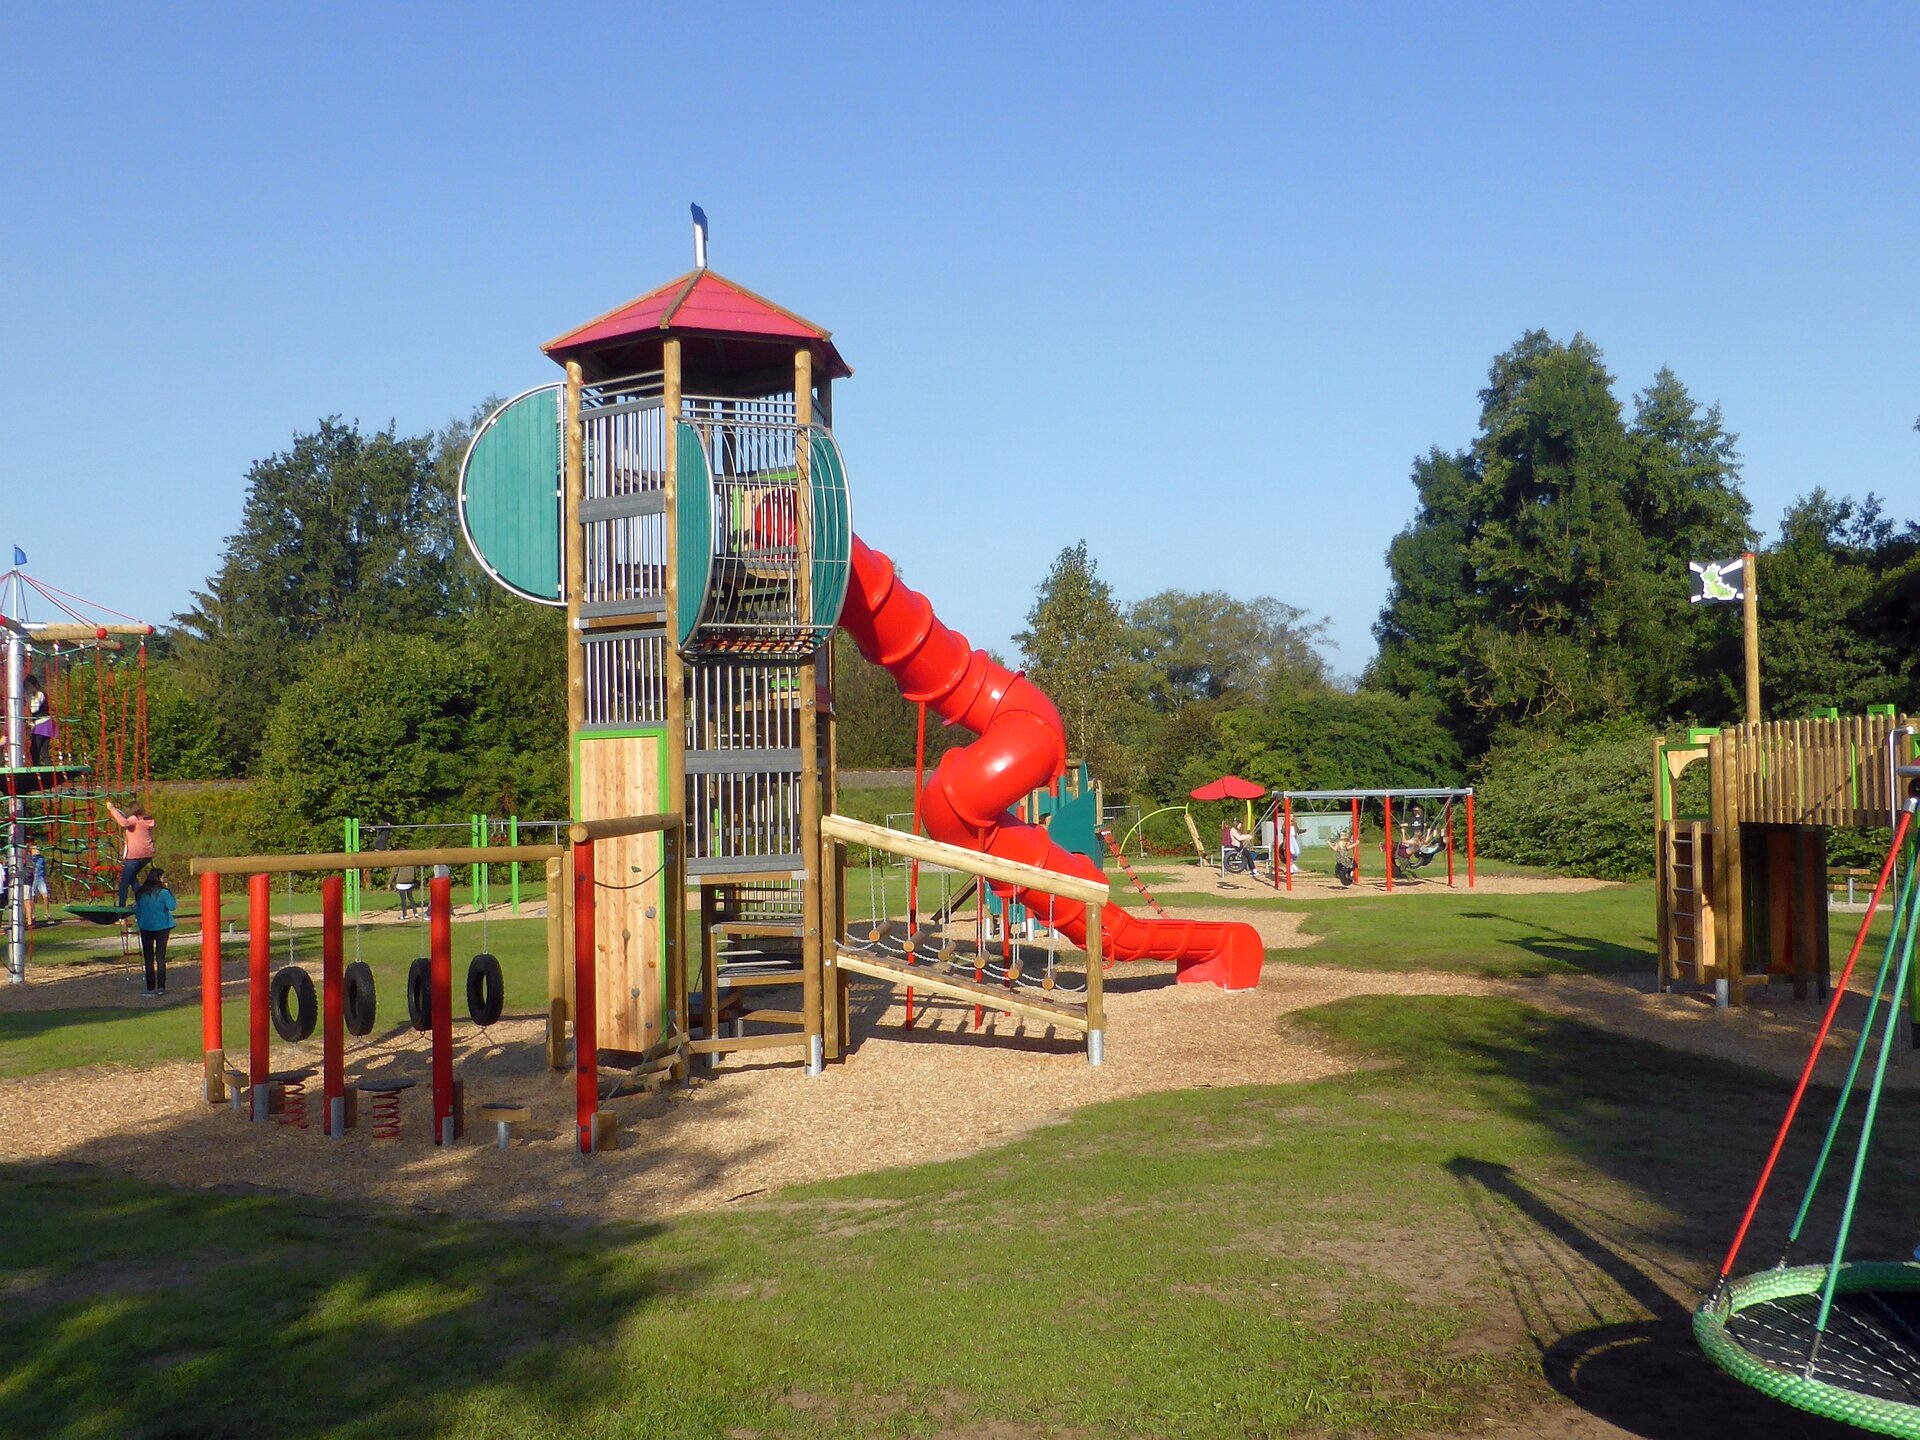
[1475,730,1654,879]
[247,636,488,855]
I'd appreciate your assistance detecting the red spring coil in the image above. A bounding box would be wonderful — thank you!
[275,1076,308,1130]
[370,1089,404,1141]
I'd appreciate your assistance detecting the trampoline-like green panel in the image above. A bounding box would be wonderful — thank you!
[675,420,716,646]
[808,430,852,634]
[460,385,564,605]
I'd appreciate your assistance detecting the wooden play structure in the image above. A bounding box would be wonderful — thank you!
[1655,711,1916,1006]
[182,225,1263,1155]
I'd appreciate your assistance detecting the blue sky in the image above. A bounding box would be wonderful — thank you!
[3,3,1915,673]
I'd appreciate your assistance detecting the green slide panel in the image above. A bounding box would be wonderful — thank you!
[459,384,564,604]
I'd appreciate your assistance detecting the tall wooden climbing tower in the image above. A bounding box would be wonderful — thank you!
[543,265,854,1072]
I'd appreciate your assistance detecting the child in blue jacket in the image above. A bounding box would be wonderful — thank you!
[134,868,176,997]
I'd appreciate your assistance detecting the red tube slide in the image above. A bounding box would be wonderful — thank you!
[839,536,1263,990]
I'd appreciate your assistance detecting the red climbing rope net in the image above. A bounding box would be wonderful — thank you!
[3,568,153,903]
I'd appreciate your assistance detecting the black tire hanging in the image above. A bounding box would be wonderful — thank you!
[270,966,318,1042]
[406,957,433,1032]
[466,952,504,1027]
[342,960,377,1037]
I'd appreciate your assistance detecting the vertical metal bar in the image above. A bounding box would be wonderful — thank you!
[429,873,455,1145]
[247,872,271,1120]
[200,871,224,1103]
[321,875,345,1136]
[574,838,598,1153]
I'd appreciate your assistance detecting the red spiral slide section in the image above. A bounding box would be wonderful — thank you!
[839,536,1264,990]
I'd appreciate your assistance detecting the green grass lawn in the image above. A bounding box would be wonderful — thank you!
[2,993,1897,1438]
[0,917,552,1080]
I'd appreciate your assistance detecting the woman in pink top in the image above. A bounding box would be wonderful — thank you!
[106,801,156,906]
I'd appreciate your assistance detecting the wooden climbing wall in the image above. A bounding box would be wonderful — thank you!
[576,731,666,1053]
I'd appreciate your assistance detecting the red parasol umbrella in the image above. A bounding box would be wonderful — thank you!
[1189,775,1267,830]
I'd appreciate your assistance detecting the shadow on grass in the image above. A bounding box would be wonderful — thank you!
[1447,1158,1861,1439]
[0,1162,687,1440]
[1305,996,1920,1437]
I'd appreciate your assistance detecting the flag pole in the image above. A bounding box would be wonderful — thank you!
[1741,550,1760,723]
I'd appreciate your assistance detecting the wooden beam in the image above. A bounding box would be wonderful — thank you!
[568,812,679,843]
[191,844,564,876]
[821,814,1109,906]
[25,623,153,641]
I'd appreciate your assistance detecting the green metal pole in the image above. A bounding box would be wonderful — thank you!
[1813,858,1920,1342]
[509,815,520,915]
[1784,857,1920,1250]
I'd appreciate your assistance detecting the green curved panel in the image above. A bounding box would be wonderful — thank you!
[675,421,714,646]
[459,386,563,604]
[809,430,852,636]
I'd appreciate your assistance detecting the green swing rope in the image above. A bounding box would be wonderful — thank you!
[1813,853,1920,1351]
[1784,857,1920,1257]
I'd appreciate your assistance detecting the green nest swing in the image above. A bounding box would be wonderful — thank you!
[1698,771,1920,1436]
[65,902,134,925]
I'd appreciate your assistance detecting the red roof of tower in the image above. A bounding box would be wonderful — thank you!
[544,269,851,379]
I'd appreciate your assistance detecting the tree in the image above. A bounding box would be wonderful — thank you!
[1372,332,1751,743]
[247,635,486,854]
[1015,541,1137,788]
[1759,490,1910,714]
[171,418,463,765]
[1128,590,1330,710]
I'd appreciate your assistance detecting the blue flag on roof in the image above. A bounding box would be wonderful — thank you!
[11,546,23,566]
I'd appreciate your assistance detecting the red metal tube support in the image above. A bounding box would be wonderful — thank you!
[200,871,223,1099]
[1466,793,1477,888]
[247,873,270,1097]
[1282,797,1293,892]
[573,839,597,1154]
[429,874,453,1145]
[321,875,344,1137]
[1383,794,1394,894]
[1350,797,1361,884]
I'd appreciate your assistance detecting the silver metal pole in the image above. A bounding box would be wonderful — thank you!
[7,622,27,983]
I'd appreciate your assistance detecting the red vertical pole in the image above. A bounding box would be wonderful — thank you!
[321,876,345,1136]
[200,871,223,1100]
[1446,802,1456,887]
[1351,797,1361,883]
[573,839,597,1154]
[429,874,453,1146]
[1466,792,1477,888]
[247,873,270,1097]
[1383,794,1394,894]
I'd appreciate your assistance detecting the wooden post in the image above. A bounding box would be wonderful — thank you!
[1085,898,1105,1066]
[574,838,599,1153]
[664,818,687,1077]
[200,871,224,1104]
[796,345,824,1076]
[247,872,271,1121]
[545,856,567,1070]
[429,874,456,1146]
[564,360,585,737]
[1742,550,1761,724]
[321,876,346,1136]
